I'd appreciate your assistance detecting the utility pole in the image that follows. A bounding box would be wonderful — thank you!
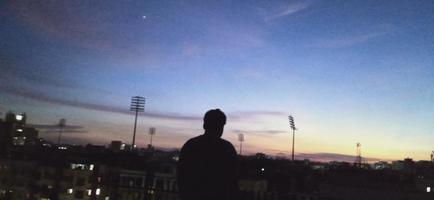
[288,115,297,161]
[57,118,66,145]
[130,96,145,149]
[238,133,244,155]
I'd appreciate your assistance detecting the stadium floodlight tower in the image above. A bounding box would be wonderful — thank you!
[149,127,156,147]
[57,118,66,145]
[355,142,362,167]
[431,151,434,162]
[130,96,145,149]
[288,115,297,161]
[238,133,244,155]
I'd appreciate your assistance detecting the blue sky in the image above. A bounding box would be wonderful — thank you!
[0,0,433,161]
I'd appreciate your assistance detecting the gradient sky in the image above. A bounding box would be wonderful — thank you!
[1,0,433,161]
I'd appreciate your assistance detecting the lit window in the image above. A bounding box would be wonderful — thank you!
[16,129,23,132]
[15,115,23,121]
[67,189,73,194]
[89,164,94,171]
[87,189,92,196]
[105,197,110,200]
[427,187,431,192]
[96,188,101,195]
[71,163,85,170]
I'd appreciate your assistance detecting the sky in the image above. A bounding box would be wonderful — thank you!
[0,0,433,162]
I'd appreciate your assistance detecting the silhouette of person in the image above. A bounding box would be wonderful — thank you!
[177,109,239,200]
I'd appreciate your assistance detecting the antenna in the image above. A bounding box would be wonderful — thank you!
[130,96,145,149]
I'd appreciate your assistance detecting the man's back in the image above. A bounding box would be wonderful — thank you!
[177,134,238,200]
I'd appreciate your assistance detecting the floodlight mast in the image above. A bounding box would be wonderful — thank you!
[355,142,362,167]
[149,127,156,147]
[431,151,434,162]
[288,115,297,161]
[238,133,244,155]
[57,118,66,145]
[130,96,145,149]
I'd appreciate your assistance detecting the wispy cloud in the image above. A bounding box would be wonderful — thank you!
[0,84,285,122]
[0,84,202,121]
[0,64,76,90]
[28,123,88,135]
[4,1,160,68]
[310,31,390,48]
[233,129,287,135]
[228,110,287,122]
[265,1,312,22]
[231,110,287,117]
[0,54,112,95]
[41,129,88,134]
[266,151,386,163]
[296,152,385,163]
[28,124,84,130]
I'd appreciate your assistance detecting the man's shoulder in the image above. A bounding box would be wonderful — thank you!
[181,135,203,150]
[182,135,235,149]
[184,135,203,144]
[218,138,235,147]
[218,138,237,155]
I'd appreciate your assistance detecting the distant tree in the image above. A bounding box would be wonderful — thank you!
[255,153,266,160]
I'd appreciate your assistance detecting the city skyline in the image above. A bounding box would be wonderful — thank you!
[1,0,433,161]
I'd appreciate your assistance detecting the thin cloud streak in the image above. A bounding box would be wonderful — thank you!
[265,1,312,22]
[0,84,201,121]
[310,31,390,48]
[1,84,285,122]
[42,129,88,134]
[28,123,88,135]
[0,54,117,95]
[229,111,287,120]
[233,129,287,135]
[28,124,83,130]
[4,1,160,68]
[265,150,385,163]
[296,152,385,163]
[233,110,287,116]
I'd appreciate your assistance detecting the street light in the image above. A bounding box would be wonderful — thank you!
[130,96,145,149]
[288,115,297,161]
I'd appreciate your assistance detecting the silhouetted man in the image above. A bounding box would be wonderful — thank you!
[177,109,238,200]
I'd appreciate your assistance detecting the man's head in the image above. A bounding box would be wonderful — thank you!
[203,109,226,138]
